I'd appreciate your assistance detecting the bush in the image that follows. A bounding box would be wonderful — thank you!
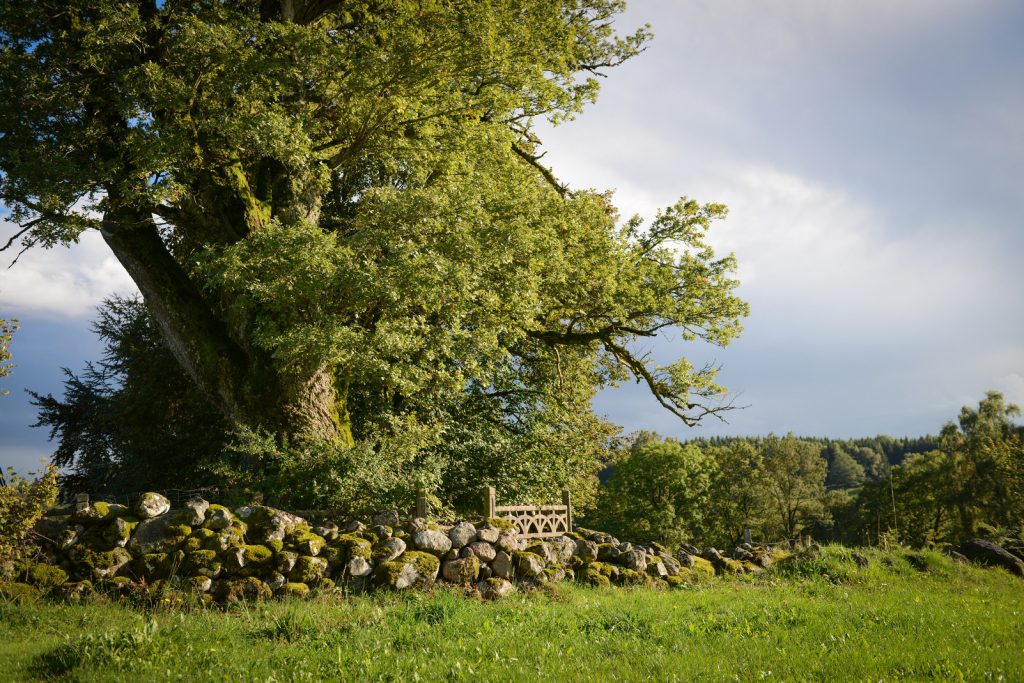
[0,464,58,562]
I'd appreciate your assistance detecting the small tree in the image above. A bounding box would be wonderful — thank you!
[0,464,58,562]
[588,436,717,549]
[0,316,17,396]
[761,434,829,539]
[826,446,866,490]
[706,440,770,546]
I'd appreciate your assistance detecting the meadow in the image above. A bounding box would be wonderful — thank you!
[1,546,1021,682]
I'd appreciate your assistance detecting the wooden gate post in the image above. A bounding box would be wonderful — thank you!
[415,489,428,519]
[484,486,496,519]
[562,489,572,532]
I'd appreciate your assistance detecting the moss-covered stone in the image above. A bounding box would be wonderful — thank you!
[275,550,299,574]
[185,550,222,577]
[665,574,685,587]
[214,576,272,603]
[288,555,327,584]
[266,538,284,553]
[512,551,546,577]
[588,561,619,579]
[276,582,310,598]
[182,576,213,593]
[243,544,273,565]
[135,553,169,580]
[25,562,68,588]
[320,546,344,567]
[717,558,744,575]
[583,567,612,588]
[372,561,417,590]
[101,517,136,548]
[336,534,372,562]
[690,557,715,579]
[617,568,650,587]
[287,528,326,556]
[166,523,192,539]
[69,546,133,581]
[401,551,440,582]
[485,517,516,532]
[0,581,40,603]
[55,580,95,602]
[204,525,245,552]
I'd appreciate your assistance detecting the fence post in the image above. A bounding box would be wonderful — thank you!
[74,492,89,513]
[744,528,752,545]
[562,489,572,532]
[415,489,428,519]
[484,486,496,519]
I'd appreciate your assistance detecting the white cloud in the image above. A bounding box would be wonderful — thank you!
[0,227,137,317]
[994,372,1024,410]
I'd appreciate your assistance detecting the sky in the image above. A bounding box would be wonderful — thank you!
[1,0,1023,473]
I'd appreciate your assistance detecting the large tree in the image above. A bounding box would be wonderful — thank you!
[2,2,747,486]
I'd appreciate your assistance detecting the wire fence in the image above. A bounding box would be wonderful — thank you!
[70,487,222,509]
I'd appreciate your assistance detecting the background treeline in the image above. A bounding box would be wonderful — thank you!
[584,392,1024,550]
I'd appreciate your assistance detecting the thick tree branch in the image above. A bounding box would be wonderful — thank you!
[100,204,250,423]
[511,142,568,197]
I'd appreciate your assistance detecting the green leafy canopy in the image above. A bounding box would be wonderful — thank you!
[4,1,748,509]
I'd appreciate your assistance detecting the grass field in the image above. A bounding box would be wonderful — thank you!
[1,546,1021,682]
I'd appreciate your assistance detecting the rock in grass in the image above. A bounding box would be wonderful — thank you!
[347,556,372,577]
[959,539,1024,577]
[373,561,419,590]
[135,492,171,519]
[0,581,41,603]
[478,577,514,600]
[512,551,546,578]
[442,556,480,584]
[214,577,272,603]
[24,562,68,588]
[276,582,310,599]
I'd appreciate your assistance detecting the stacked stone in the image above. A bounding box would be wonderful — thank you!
[13,494,776,603]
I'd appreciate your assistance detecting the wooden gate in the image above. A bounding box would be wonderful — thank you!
[483,486,572,538]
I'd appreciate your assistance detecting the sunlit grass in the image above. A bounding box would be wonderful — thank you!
[1,547,1021,682]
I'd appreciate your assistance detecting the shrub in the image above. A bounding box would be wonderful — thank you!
[0,464,58,563]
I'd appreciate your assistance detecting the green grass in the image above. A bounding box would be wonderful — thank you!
[1,546,1022,682]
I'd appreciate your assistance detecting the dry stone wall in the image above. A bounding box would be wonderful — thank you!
[11,493,780,603]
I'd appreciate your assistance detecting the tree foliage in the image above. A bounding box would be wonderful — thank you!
[0,316,17,395]
[7,1,749,509]
[0,464,58,561]
[586,434,716,549]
